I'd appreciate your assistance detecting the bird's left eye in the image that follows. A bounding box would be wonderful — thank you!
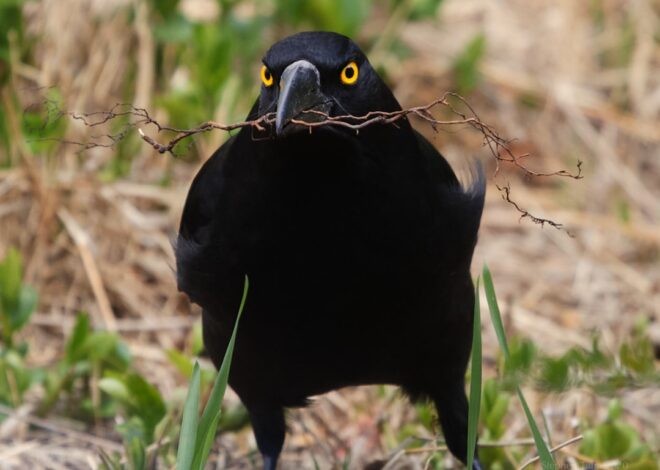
[261,65,274,87]
[340,62,359,85]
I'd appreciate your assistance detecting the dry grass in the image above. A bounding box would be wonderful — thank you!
[0,0,658,468]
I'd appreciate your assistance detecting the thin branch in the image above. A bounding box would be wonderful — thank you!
[496,183,574,236]
[32,93,584,233]
[517,435,584,470]
[0,404,123,452]
[57,208,117,331]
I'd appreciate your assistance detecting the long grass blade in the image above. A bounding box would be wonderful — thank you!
[516,388,555,468]
[176,362,201,470]
[467,277,482,470]
[192,412,221,470]
[482,265,554,468]
[482,265,509,359]
[192,275,249,469]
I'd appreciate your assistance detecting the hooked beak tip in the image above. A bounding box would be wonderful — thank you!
[275,60,326,137]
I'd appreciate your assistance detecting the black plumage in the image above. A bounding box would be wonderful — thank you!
[177,32,485,470]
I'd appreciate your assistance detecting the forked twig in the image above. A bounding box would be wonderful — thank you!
[496,183,573,236]
[31,93,584,233]
[517,435,583,470]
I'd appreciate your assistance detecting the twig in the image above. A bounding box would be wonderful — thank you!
[496,183,573,235]
[404,437,547,455]
[42,94,583,184]
[57,208,117,331]
[30,313,195,332]
[517,435,584,470]
[0,404,123,453]
[35,93,584,232]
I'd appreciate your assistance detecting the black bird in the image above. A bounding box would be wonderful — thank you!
[177,32,485,470]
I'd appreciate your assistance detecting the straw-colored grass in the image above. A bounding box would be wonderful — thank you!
[0,0,657,468]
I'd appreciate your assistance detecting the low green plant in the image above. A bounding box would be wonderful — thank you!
[167,321,250,434]
[466,277,482,470]
[0,248,40,406]
[39,313,132,416]
[533,325,657,394]
[453,34,486,95]
[482,265,555,468]
[0,347,43,407]
[580,399,658,469]
[100,372,167,443]
[0,247,38,348]
[478,379,514,470]
[175,275,249,470]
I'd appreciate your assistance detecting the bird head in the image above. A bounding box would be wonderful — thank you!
[257,32,402,138]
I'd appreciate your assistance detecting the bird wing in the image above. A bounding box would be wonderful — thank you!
[178,136,237,242]
[413,129,461,190]
[414,129,486,265]
[176,135,238,306]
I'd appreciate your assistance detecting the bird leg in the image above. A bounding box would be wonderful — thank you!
[431,381,483,470]
[248,406,286,470]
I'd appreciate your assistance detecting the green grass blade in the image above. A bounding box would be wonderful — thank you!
[192,275,249,467]
[176,362,201,470]
[541,408,553,447]
[467,277,482,470]
[482,265,509,359]
[516,387,555,467]
[191,412,221,470]
[482,265,554,468]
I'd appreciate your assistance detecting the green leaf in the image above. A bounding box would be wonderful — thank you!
[0,248,36,343]
[505,338,536,378]
[275,0,371,37]
[10,286,37,332]
[482,265,554,468]
[467,277,482,470]
[482,380,510,438]
[619,331,655,375]
[98,449,123,470]
[607,399,623,421]
[127,436,146,470]
[218,402,250,432]
[453,34,486,94]
[192,412,221,470]
[84,332,119,362]
[176,362,201,470]
[148,0,180,19]
[0,350,40,406]
[167,349,194,378]
[0,247,22,312]
[79,330,131,371]
[123,373,167,441]
[516,387,554,466]
[191,275,249,470]
[99,377,131,403]
[482,265,509,359]
[191,321,204,356]
[102,371,166,443]
[408,0,444,20]
[538,356,570,391]
[117,417,147,470]
[153,13,193,44]
[579,400,658,468]
[65,313,91,363]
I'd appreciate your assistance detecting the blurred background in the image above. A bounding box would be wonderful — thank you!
[0,0,658,468]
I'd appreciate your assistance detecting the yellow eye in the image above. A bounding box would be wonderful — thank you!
[261,65,273,87]
[340,61,359,85]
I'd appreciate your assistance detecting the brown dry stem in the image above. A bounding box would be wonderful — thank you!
[39,93,583,233]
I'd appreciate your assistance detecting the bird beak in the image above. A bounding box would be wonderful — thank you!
[275,60,331,137]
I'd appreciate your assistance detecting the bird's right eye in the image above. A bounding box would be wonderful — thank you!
[261,65,274,87]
